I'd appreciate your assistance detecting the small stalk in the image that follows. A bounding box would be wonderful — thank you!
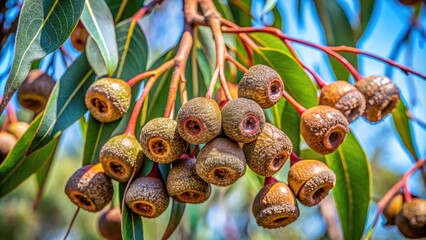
[282,90,306,115]
[264,176,278,186]
[290,152,301,166]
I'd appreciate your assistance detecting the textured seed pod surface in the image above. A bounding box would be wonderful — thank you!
[85,78,131,123]
[300,105,349,154]
[140,117,188,163]
[7,121,30,139]
[98,207,122,240]
[18,69,56,113]
[243,123,292,176]
[177,97,222,144]
[100,134,143,182]
[288,160,336,206]
[222,98,265,143]
[64,163,113,212]
[125,176,169,218]
[355,75,400,123]
[167,158,211,203]
[252,181,300,229]
[396,198,426,238]
[319,81,366,123]
[0,132,17,163]
[196,137,246,187]
[238,64,284,108]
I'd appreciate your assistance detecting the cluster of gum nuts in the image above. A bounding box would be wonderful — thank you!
[62,63,407,237]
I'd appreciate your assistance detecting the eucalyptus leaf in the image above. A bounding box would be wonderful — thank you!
[392,100,418,160]
[119,183,144,240]
[162,200,186,240]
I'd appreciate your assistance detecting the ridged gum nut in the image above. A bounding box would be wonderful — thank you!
[64,163,113,212]
[383,193,403,226]
[222,98,265,143]
[214,82,238,109]
[100,134,143,183]
[85,78,131,123]
[177,97,222,144]
[300,105,349,155]
[252,181,300,229]
[243,123,293,177]
[355,75,400,123]
[288,160,336,206]
[7,121,30,139]
[196,138,246,187]
[17,69,56,113]
[98,207,122,240]
[140,117,188,164]
[125,176,170,218]
[319,81,366,123]
[0,132,17,163]
[396,198,426,238]
[166,158,211,203]
[71,21,89,51]
[238,64,284,109]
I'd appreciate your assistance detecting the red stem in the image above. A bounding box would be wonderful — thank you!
[282,90,306,115]
[147,162,162,179]
[403,181,412,202]
[221,27,363,81]
[226,53,248,73]
[126,70,156,86]
[131,0,163,22]
[264,176,278,186]
[290,152,301,166]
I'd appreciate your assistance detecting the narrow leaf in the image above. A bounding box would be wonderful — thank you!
[0,0,84,113]
[119,183,144,240]
[326,132,371,240]
[392,100,418,160]
[81,0,119,76]
[162,200,186,240]
[360,0,375,36]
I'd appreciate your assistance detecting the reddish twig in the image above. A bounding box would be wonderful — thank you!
[282,90,306,115]
[290,152,302,166]
[226,53,248,73]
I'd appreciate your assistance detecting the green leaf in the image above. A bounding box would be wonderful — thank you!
[162,200,186,240]
[119,183,144,240]
[83,20,148,165]
[359,0,375,37]
[250,33,288,51]
[81,0,119,77]
[300,148,325,163]
[392,100,418,160]
[261,0,277,15]
[313,0,357,80]
[28,53,95,153]
[282,102,301,155]
[228,0,252,26]
[0,115,61,197]
[86,36,107,76]
[325,131,371,240]
[0,0,84,113]
[107,0,144,22]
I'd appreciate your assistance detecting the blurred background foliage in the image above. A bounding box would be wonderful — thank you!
[0,0,426,239]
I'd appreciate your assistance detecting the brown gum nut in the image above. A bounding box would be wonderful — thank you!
[85,78,131,123]
[139,117,188,164]
[319,81,366,123]
[64,163,113,212]
[252,181,300,229]
[177,97,222,144]
[99,134,144,183]
[355,75,400,123]
[288,160,336,206]
[0,132,17,163]
[243,123,293,177]
[221,98,265,143]
[196,137,246,187]
[383,193,404,226]
[71,22,89,51]
[98,207,122,240]
[238,64,284,109]
[396,198,426,238]
[18,69,56,113]
[166,158,211,204]
[300,105,349,155]
[7,121,30,139]
[125,176,170,218]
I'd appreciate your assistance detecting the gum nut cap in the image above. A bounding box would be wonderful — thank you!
[177,97,222,144]
[288,160,336,206]
[166,158,211,203]
[383,193,404,226]
[18,69,56,113]
[355,75,400,123]
[238,64,284,108]
[300,105,349,155]
[99,134,144,183]
[196,137,246,187]
[98,207,122,240]
[85,78,131,123]
[0,132,17,163]
[125,176,170,218]
[396,198,426,239]
[140,117,188,164]
[252,181,300,229]
[65,163,113,212]
[243,123,292,177]
[222,98,265,143]
[319,81,366,123]
[7,121,30,139]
